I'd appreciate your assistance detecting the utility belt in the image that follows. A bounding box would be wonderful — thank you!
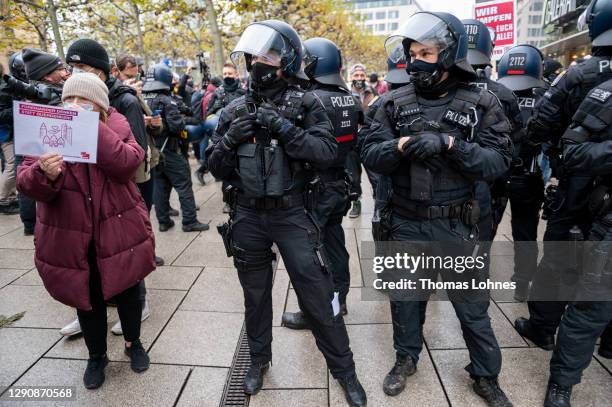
[236,192,305,210]
[392,197,480,226]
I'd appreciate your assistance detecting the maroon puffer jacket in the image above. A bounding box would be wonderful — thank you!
[17,108,156,310]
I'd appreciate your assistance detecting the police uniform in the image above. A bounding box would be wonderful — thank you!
[206,84,246,116]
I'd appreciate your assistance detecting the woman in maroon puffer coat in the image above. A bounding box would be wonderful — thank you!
[17,73,156,390]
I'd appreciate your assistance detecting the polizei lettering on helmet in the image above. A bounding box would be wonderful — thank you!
[330,95,356,108]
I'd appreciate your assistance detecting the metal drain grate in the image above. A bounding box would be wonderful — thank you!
[220,324,251,407]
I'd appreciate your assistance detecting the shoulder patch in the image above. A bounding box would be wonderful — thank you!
[589,88,612,103]
[551,69,567,87]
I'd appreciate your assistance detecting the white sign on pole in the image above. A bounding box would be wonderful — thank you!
[13,101,99,163]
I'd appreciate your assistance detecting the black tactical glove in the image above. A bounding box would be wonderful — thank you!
[256,102,292,140]
[222,115,256,149]
[403,133,449,161]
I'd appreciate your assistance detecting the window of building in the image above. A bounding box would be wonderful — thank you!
[530,1,543,11]
[364,12,373,20]
[388,10,399,19]
[376,11,386,19]
[529,15,541,24]
[389,22,399,30]
[366,25,373,32]
[377,23,386,31]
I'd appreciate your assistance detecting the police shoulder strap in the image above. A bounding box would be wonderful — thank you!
[278,88,306,123]
[443,83,483,141]
[390,82,420,126]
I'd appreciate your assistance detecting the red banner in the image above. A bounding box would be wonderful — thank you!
[474,0,516,59]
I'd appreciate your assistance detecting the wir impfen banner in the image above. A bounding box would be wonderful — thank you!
[474,0,517,60]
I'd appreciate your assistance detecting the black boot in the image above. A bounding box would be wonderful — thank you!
[337,373,367,407]
[159,219,175,232]
[281,311,311,330]
[472,376,513,407]
[514,317,555,350]
[544,381,572,407]
[124,339,150,373]
[169,207,180,217]
[243,362,269,395]
[182,221,210,232]
[340,302,348,316]
[155,256,165,267]
[382,354,417,396]
[83,354,109,389]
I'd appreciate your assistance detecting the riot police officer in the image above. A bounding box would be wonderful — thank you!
[281,37,360,329]
[542,79,612,407]
[514,0,612,351]
[143,64,209,233]
[462,19,525,242]
[207,20,367,406]
[361,12,513,406]
[497,44,548,302]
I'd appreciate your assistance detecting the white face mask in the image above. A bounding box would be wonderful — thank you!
[63,101,94,111]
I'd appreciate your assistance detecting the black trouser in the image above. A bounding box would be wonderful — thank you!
[314,178,350,304]
[77,244,142,357]
[154,149,198,225]
[509,197,542,285]
[231,204,356,379]
[345,150,362,199]
[15,155,36,231]
[389,214,502,378]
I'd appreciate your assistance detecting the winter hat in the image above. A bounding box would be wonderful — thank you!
[66,39,111,75]
[350,64,366,76]
[22,48,64,81]
[62,73,109,111]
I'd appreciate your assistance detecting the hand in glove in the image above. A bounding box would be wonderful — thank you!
[256,102,292,140]
[222,114,256,149]
[403,133,450,161]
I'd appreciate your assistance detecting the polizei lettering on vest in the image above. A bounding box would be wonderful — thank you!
[444,109,470,127]
[330,95,356,108]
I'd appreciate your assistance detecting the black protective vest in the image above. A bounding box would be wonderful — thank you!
[564,79,612,145]
[216,86,246,109]
[312,87,359,169]
[390,82,483,206]
[515,87,545,126]
[236,88,308,198]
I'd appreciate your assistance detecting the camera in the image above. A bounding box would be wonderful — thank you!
[1,75,57,102]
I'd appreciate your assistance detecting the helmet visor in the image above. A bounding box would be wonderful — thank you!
[230,24,292,67]
[385,13,456,63]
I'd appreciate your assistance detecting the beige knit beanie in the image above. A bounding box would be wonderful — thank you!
[62,72,109,111]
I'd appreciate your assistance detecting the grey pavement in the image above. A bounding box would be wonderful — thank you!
[0,159,610,406]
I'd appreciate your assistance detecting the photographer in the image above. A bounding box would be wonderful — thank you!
[0,62,19,215]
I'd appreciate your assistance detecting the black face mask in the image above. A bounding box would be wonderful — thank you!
[352,79,366,90]
[250,62,280,87]
[407,59,443,90]
[223,77,237,87]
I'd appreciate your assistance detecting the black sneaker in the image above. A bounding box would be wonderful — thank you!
[223,203,231,214]
[195,170,206,186]
[472,376,513,407]
[169,207,180,217]
[159,219,175,232]
[155,256,165,267]
[0,204,19,215]
[24,226,34,236]
[544,381,572,407]
[514,317,555,350]
[383,354,417,396]
[337,373,367,407]
[349,200,361,219]
[182,221,210,232]
[243,362,269,395]
[281,311,311,330]
[124,339,150,373]
[83,354,109,389]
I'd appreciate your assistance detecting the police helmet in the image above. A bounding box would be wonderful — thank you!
[385,11,475,77]
[385,45,410,85]
[9,52,27,82]
[142,64,173,92]
[231,20,307,79]
[303,37,347,89]
[461,19,494,67]
[497,44,546,91]
[579,0,612,46]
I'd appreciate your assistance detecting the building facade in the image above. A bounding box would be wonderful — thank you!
[349,0,423,36]
[516,0,548,47]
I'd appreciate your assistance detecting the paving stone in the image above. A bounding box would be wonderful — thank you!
[175,367,228,407]
[272,268,290,327]
[249,389,328,407]
[145,266,201,291]
[180,267,243,313]
[0,268,29,288]
[594,351,612,373]
[262,327,328,389]
[148,310,243,367]
[9,269,41,286]
[345,228,364,288]
[0,228,34,250]
[423,300,527,350]
[152,228,200,265]
[0,285,74,329]
[173,240,234,268]
[0,215,21,237]
[0,328,60,387]
[0,249,34,269]
[430,347,612,407]
[329,324,448,407]
[5,358,189,407]
[46,289,185,361]
[285,287,391,325]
